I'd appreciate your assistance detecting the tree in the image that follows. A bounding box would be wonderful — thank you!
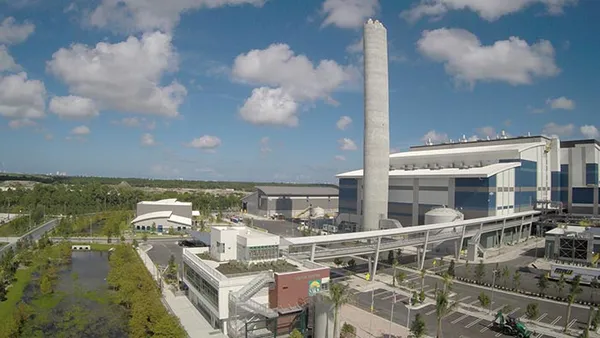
[340,322,356,338]
[325,283,353,338]
[132,238,139,248]
[592,307,600,331]
[565,275,583,332]
[434,289,456,338]
[465,260,471,279]
[475,260,486,284]
[333,258,343,267]
[347,259,355,269]
[441,272,453,293]
[447,260,455,277]
[151,222,156,232]
[410,313,427,338]
[501,266,510,288]
[289,328,303,338]
[387,250,394,265]
[478,292,490,308]
[537,274,549,296]
[556,273,566,299]
[40,274,53,295]
[526,303,539,319]
[513,270,521,290]
[395,271,406,286]
[591,277,599,303]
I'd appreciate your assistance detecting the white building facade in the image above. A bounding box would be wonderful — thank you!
[559,140,600,216]
[131,199,196,231]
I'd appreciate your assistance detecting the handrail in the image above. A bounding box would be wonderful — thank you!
[183,249,226,283]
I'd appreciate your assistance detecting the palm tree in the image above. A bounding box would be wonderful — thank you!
[441,272,454,293]
[512,270,521,290]
[435,289,457,337]
[556,273,566,299]
[420,268,427,293]
[325,282,353,338]
[565,275,583,332]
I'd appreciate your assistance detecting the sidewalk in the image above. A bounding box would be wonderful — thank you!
[340,304,413,338]
[137,246,226,338]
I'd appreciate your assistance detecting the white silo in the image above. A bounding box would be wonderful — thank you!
[362,18,390,232]
[313,293,335,338]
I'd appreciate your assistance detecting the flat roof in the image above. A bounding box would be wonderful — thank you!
[131,211,172,223]
[561,139,600,148]
[337,162,521,179]
[213,225,278,239]
[391,142,544,158]
[410,135,551,150]
[138,199,192,206]
[255,185,339,197]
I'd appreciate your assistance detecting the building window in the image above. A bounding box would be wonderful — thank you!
[216,241,225,253]
[248,245,279,261]
[183,263,219,307]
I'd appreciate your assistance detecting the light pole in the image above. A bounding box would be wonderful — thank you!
[490,269,498,314]
[389,290,395,335]
[406,296,411,329]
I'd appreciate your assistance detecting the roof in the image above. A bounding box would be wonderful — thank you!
[138,199,192,206]
[131,211,172,223]
[410,135,551,150]
[561,139,600,148]
[337,162,521,179]
[391,142,545,159]
[168,214,192,226]
[255,185,339,197]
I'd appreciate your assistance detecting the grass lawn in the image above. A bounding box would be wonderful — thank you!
[0,267,34,334]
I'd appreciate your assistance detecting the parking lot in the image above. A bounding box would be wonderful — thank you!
[253,219,300,237]
[146,239,183,267]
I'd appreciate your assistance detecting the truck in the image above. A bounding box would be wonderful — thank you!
[492,311,532,338]
[549,264,600,285]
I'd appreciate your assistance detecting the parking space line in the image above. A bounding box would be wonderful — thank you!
[381,293,398,300]
[425,308,437,316]
[374,290,390,297]
[567,318,577,329]
[451,314,470,324]
[456,296,471,303]
[535,313,548,322]
[465,318,482,329]
[468,300,479,305]
[550,316,562,326]
[480,322,493,333]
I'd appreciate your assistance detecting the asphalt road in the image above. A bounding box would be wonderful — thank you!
[146,239,183,267]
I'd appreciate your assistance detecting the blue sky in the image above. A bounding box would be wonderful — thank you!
[0,0,598,183]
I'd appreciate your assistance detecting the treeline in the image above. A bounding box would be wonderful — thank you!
[1,173,338,191]
[107,245,185,337]
[53,211,132,238]
[0,205,46,237]
[0,183,243,215]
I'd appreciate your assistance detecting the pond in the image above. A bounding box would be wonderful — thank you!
[20,250,129,338]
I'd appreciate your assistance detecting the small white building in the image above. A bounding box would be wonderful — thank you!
[131,198,198,232]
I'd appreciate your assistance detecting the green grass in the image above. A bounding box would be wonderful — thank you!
[0,267,35,334]
[0,242,7,248]
[71,243,116,252]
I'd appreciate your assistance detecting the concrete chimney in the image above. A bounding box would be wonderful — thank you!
[362,19,390,232]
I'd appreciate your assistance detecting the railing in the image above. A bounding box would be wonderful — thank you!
[183,249,226,284]
[233,271,274,302]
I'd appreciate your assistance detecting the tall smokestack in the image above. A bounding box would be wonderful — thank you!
[362,19,390,231]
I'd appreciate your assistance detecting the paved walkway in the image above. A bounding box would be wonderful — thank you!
[340,304,415,338]
[137,246,226,338]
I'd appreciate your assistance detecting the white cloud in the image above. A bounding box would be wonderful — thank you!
[0,45,21,72]
[88,0,266,33]
[8,118,37,129]
[140,133,156,146]
[417,28,559,87]
[47,31,186,118]
[546,96,575,110]
[338,138,357,151]
[321,0,379,30]
[0,17,35,45]
[336,116,352,130]
[581,125,599,139]
[71,125,91,135]
[186,135,222,150]
[260,136,272,153]
[232,43,356,126]
[111,117,156,129]
[334,155,346,161]
[49,95,99,120]
[542,122,574,137]
[420,130,448,143]
[0,72,46,119]
[401,0,577,23]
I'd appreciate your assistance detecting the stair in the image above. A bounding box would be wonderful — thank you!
[233,271,274,302]
[239,298,278,318]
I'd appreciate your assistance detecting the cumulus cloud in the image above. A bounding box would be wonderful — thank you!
[334,155,346,161]
[346,38,363,54]
[417,28,559,87]
[88,0,266,33]
[546,96,575,110]
[338,138,357,151]
[232,43,356,126]
[186,135,222,150]
[542,122,574,137]
[321,0,379,29]
[420,130,448,143]
[336,116,352,130]
[47,31,186,118]
[49,95,99,120]
[401,0,577,23]
[0,17,35,45]
[71,125,91,135]
[140,133,156,146]
[8,118,37,129]
[0,45,21,72]
[581,125,599,139]
[0,72,46,120]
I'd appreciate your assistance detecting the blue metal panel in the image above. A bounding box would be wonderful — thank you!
[339,178,358,187]
[514,160,537,188]
[551,171,561,202]
[338,178,358,213]
[572,187,594,204]
[560,165,569,187]
[586,163,599,185]
[455,177,491,188]
[454,191,495,210]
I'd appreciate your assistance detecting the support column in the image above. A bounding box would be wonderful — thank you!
[456,225,466,260]
[310,243,316,261]
[499,219,506,247]
[518,216,525,242]
[371,237,382,282]
[419,230,430,270]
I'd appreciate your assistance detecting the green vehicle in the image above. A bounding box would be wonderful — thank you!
[492,311,533,338]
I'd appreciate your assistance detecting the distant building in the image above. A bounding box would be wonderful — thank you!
[131,199,199,232]
[182,225,330,337]
[544,225,600,264]
[241,185,339,218]
[560,139,600,216]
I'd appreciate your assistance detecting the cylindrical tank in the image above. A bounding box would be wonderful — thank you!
[310,207,325,219]
[362,18,390,232]
[313,293,335,338]
[424,207,464,225]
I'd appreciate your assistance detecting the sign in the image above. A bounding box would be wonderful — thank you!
[308,279,321,296]
[365,273,371,281]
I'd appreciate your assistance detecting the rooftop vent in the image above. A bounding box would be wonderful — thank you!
[486,136,491,141]
[500,130,508,139]
[425,138,433,146]
[527,132,531,137]
[461,134,468,143]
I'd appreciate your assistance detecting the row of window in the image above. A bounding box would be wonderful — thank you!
[183,263,219,307]
[237,244,279,261]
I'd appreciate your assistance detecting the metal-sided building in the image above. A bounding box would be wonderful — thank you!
[559,139,600,216]
[337,135,566,229]
[241,186,339,218]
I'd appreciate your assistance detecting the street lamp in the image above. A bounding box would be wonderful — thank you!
[490,269,498,314]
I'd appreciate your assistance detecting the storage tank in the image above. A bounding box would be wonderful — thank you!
[310,207,325,219]
[313,293,335,338]
[425,207,464,225]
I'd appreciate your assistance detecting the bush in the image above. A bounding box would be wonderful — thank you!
[526,303,539,319]
[341,322,356,338]
[478,292,490,307]
[289,328,303,338]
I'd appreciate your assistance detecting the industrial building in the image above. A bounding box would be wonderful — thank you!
[131,198,199,232]
[181,225,330,337]
[544,225,600,264]
[559,139,600,216]
[241,185,338,218]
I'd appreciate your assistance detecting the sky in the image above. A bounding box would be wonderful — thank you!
[0,0,598,183]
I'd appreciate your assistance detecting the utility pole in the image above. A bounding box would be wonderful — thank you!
[389,289,395,335]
